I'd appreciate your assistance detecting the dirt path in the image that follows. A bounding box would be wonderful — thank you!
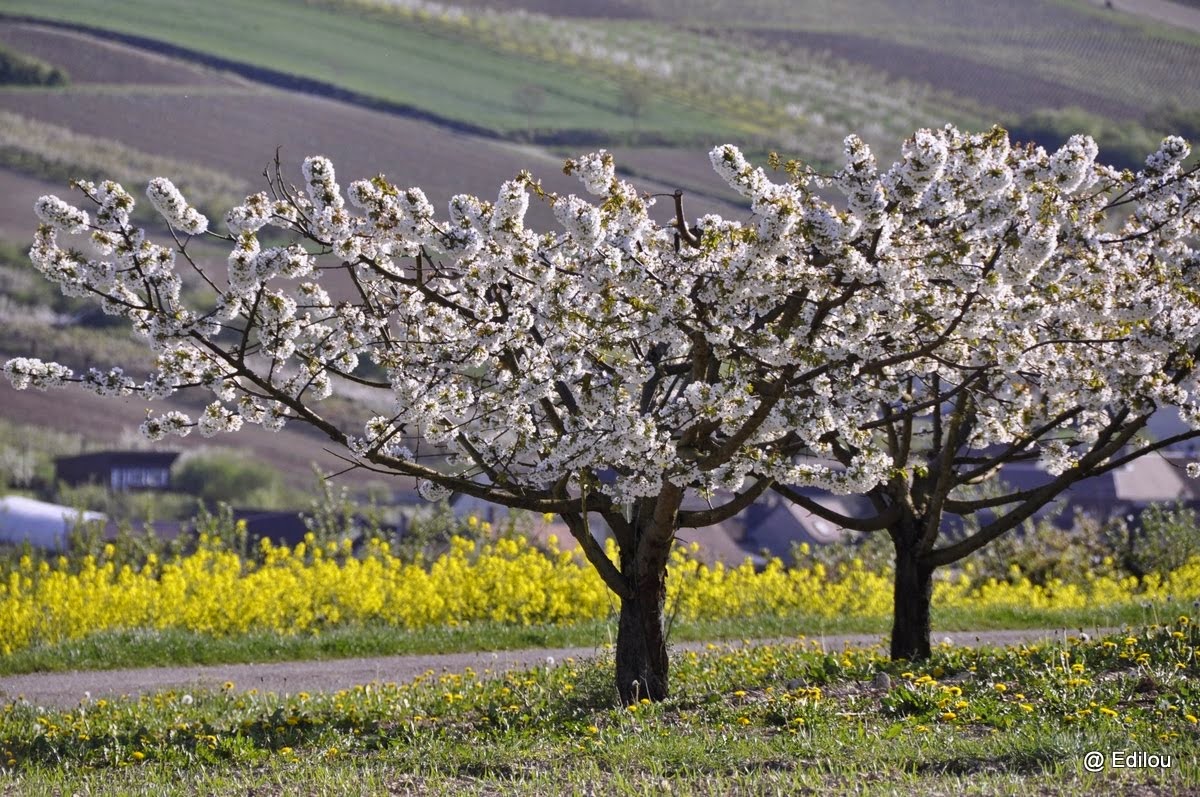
[0,627,1109,709]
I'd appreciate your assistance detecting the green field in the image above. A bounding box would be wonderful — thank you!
[0,0,745,144]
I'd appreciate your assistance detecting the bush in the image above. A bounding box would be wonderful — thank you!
[963,511,1114,586]
[1102,504,1200,579]
[172,452,286,508]
[1147,102,1200,143]
[0,46,68,86]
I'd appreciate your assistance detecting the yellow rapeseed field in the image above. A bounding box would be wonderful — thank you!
[2,532,1199,656]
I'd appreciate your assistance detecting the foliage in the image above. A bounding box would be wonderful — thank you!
[0,44,68,86]
[50,481,195,523]
[0,417,79,494]
[0,621,1198,793]
[1104,503,1200,578]
[958,511,1110,588]
[171,451,287,508]
[1149,101,1200,144]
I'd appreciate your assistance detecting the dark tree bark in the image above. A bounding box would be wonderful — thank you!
[613,506,675,705]
[615,563,670,704]
[890,537,934,661]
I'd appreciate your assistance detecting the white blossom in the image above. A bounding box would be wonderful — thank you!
[146,178,208,235]
[553,194,602,250]
[34,195,89,233]
[3,358,74,390]
[139,410,192,441]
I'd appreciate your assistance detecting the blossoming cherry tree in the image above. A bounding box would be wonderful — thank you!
[8,125,1200,695]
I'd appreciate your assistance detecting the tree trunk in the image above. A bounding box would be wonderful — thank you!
[615,564,669,704]
[612,508,674,705]
[890,541,934,661]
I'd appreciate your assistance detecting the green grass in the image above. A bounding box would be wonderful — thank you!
[0,0,739,144]
[0,601,1189,678]
[2,619,1197,794]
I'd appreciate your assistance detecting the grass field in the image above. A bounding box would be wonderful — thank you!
[2,0,1191,176]
[1,620,1197,795]
[0,0,741,144]
[0,0,994,168]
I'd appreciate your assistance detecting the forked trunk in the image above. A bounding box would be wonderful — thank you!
[891,542,934,661]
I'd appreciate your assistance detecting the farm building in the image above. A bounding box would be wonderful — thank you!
[55,451,181,492]
[0,495,104,550]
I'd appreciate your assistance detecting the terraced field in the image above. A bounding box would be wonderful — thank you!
[0,23,752,228]
[0,0,989,167]
[0,0,743,144]
[442,0,1200,122]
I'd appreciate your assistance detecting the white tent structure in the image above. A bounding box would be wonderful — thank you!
[0,495,105,551]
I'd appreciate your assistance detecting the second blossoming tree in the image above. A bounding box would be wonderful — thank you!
[7,125,1200,698]
[772,128,1200,660]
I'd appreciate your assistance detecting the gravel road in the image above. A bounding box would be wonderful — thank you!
[0,626,1110,709]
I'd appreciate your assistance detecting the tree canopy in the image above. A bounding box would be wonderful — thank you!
[7,124,1200,696]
